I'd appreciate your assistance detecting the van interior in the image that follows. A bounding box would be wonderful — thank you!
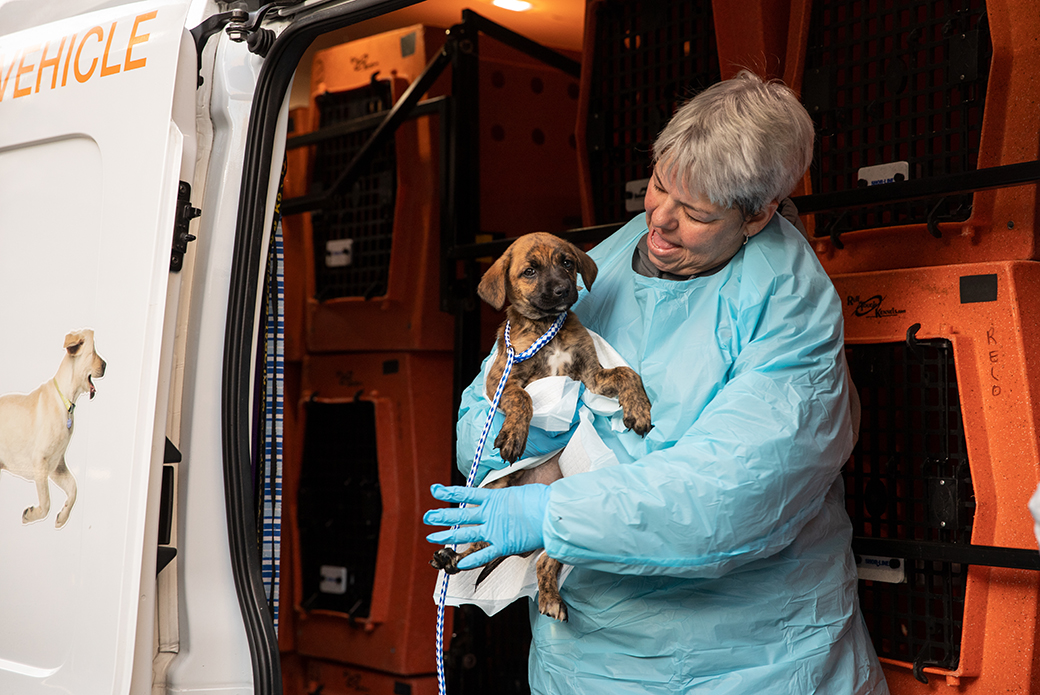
[231,0,1040,693]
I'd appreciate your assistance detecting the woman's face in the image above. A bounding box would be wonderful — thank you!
[643,163,777,276]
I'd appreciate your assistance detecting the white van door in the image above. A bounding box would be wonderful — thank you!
[0,2,197,692]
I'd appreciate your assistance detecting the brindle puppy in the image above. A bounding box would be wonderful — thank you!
[432,232,652,621]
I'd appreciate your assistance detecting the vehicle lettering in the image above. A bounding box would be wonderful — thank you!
[75,27,104,83]
[0,10,156,102]
[36,35,66,91]
[12,42,39,97]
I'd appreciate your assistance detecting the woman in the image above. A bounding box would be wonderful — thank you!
[425,71,888,694]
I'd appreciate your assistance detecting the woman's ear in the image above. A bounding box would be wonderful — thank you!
[745,200,780,239]
[477,247,511,310]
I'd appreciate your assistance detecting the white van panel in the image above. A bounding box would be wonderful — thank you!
[0,2,192,693]
[0,136,103,678]
[164,34,261,695]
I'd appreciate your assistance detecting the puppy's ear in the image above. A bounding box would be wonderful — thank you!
[569,242,598,292]
[477,247,511,311]
[64,332,84,356]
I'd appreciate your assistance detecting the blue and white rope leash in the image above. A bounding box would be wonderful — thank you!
[435,312,567,695]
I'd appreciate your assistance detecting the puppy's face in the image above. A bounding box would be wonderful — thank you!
[478,232,598,320]
[63,329,107,400]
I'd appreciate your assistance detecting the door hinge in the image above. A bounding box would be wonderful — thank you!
[171,181,201,273]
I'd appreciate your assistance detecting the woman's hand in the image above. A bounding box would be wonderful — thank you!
[423,483,551,570]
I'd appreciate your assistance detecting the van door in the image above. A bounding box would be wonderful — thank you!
[0,3,196,693]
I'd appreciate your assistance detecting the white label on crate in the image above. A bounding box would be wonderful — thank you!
[625,178,650,213]
[325,238,354,268]
[319,565,348,594]
[858,161,909,187]
[856,555,906,584]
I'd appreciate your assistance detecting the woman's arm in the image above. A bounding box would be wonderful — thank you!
[542,274,854,579]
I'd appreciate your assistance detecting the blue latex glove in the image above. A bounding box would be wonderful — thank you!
[423,483,551,570]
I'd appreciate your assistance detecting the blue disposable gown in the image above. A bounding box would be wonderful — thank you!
[456,214,889,694]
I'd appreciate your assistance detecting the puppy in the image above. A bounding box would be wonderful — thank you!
[0,329,106,527]
[432,232,652,621]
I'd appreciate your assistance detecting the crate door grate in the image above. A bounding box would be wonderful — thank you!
[586,0,720,225]
[298,401,382,618]
[311,81,397,301]
[804,0,991,235]
[845,340,975,671]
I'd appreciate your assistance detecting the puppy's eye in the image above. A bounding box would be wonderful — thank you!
[522,267,537,278]
[562,258,574,269]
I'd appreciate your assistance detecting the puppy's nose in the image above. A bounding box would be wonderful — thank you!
[553,284,568,297]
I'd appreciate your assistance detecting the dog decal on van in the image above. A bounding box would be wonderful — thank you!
[0,329,106,527]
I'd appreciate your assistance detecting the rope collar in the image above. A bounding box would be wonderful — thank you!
[52,378,74,429]
[435,311,567,695]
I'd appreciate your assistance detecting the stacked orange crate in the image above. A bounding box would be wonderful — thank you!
[284,21,582,692]
[578,0,1040,691]
[830,263,1040,691]
[576,0,721,227]
[286,26,453,692]
[779,0,1040,690]
[294,351,453,681]
[785,0,1040,273]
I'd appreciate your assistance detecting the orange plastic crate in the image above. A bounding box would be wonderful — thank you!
[835,259,1040,692]
[296,657,439,695]
[783,0,1040,273]
[304,54,451,353]
[288,351,453,676]
[300,24,581,353]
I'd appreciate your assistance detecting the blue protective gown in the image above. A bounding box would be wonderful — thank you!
[456,214,889,694]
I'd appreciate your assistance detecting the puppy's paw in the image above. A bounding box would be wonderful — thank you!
[622,403,653,437]
[619,381,653,437]
[431,548,462,574]
[494,426,528,463]
[538,594,568,622]
[626,415,653,437]
[22,506,45,524]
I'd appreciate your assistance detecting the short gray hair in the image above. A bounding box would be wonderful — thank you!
[651,71,814,218]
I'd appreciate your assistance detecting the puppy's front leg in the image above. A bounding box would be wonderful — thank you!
[588,367,653,435]
[493,383,534,463]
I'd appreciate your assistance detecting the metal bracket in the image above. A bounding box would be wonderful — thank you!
[171,181,201,273]
[905,323,949,359]
[925,196,947,238]
[826,209,848,250]
[225,2,291,50]
[189,2,295,86]
[911,638,958,684]
[912,647,935,684]
[280,43,456,217]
